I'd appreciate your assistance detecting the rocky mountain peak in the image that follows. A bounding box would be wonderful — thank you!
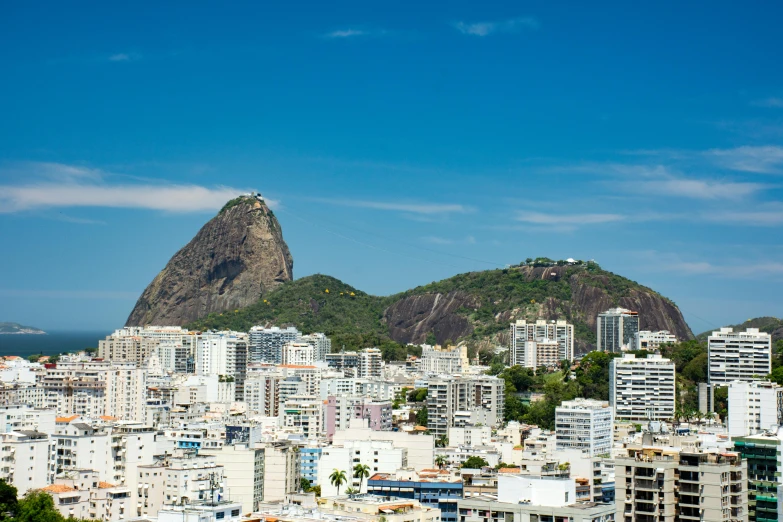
[126,195,293,326]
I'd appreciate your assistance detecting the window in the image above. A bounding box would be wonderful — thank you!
[216,512,225,519]
[231,509,240,517]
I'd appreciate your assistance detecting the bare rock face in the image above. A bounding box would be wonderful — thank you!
[381,265,693,350]
[126,196,293,326]
[384,291,478,345]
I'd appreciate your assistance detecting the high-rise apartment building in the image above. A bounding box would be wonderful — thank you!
[38,359,146,422]
[615,446,747,522]
[280,342,314,366]
[199,444,264,513]
[426,376,505,438]
[708,328,772,385]
[510,319,574,365]
[596,308,639,352]
[195,331,248,401]
[420,344,469,374]
[98,326,194,366]
[358,347,383,378]
[248,326,301,364]
[728,380,783,437]
[301,333,332,362]
[555,398,612,457]
[609,353,675,421]
[734,429,783,522]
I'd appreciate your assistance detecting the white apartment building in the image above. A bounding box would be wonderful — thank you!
[318,439,407,496]
[281,395,323,439]
[708,327,772,385]
[195,331,248,377]
[53,421,111,478]
[281,342,315,366]
[555,398,613,456]
[157,340,193,374]
[448,425,491,447]
[332,418,434,472]
[200,443,265,513]
[301,333,332,362]
[98,326,194,366]
[515,339,561,369]
[358,348,383,378]
[510,319,575,364]
[635,330,677,351]
[0,404,56,433]
[244,374,280,416]
[0,430,55,494]
[249,326,302,364]
[420,344,469,374]
[164,455,225,506]
[426,376,505,438]
[728,380,783,437]
[38,359,146,422]
[260,441,300,502]
[609,353,676,421]
[596,308,639,352]
[319,378,397,401]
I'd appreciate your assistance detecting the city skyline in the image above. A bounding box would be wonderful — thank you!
[1,2,783,331]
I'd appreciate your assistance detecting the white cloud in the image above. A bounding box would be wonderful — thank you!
[0,162,255,214]
[634,177,767,200]
[453,17,539,37]
[516,211,624,225]
[319,198,472,215]
[421,235,476,245]
[325,29,368,38]
[706,145,783,174]
[108,52,141,62]
[635,251,783,278]
[751,97,783,108]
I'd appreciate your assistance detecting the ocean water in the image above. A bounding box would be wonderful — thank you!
[0,331,109,358]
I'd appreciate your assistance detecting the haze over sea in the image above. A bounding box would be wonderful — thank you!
[0,331,108,359]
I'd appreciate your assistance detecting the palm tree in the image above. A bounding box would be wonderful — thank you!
[353,463,371,492]
[435,454,448,470]
[345,487,359,495]
[436,435,449,448]
[330,469,347,496]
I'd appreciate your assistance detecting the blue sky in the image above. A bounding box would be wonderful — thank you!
[1,1,782,333]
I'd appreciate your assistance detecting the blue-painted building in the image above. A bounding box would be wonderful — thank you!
[367,473,462,522]
[300,447,322,486]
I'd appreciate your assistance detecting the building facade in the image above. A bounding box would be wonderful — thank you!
[708,328,772,385]
[510,319,575,365]
[596,307,639,352]
[609,353,676,421]
[555,398,613,456]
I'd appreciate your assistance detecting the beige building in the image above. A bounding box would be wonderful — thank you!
[318,495,441,522]
[615,445,748,522]
[261,441,300,502]
[200,443,265,513]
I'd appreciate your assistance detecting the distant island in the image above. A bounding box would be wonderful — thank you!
[0,322,47,335]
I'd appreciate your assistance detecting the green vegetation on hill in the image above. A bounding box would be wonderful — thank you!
[0,322,45,334]
[188,260,686,359]
[697,317,783,341]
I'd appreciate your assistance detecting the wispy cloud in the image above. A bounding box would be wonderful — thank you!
[751,97,783,108]
[706,145,783,174]
[634,251,783,279]
[420,235,476,245]
[632,177,768,200]
[453,17,539,37]
[702,203,783,226]
[325,29,368,38]
[108,52,141,62]
[516,211,624,225]
[316,198,472,215]
[0,162,253,214]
